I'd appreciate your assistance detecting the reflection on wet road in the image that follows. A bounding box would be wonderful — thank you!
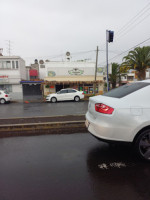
[0,101,88,118]
[0,133,149,200]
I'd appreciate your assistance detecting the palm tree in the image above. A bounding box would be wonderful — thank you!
[123,46,150,80]
[109,63,120,89]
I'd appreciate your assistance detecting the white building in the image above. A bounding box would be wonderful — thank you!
[0,56,26,101]
[40,60,104,96]
[39,60,97,79]
[121,72,135,84]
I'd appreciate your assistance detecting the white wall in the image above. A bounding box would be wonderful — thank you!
[19,58,26,80]
[10,84,23,101]
[39,61,96,79]
[0,69,20,83]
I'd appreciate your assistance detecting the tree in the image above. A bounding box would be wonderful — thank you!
[123,46,150,80]
[119,65,130,73]
[109,63,120,89]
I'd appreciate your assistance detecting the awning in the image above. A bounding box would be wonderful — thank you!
[43,76,103,85]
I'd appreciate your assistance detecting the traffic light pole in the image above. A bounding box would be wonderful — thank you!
[95,46,99,81]
[106,30,109,92]
[94,46,99,95]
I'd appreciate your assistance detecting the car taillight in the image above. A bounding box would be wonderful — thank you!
[95,103,114,114]
[5,94,8,97]
[82,92,84,95]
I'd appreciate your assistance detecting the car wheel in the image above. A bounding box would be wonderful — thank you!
[135,129,150,161]
[0,98,6,104]
[51,97,57,103]
[74,96,80,102]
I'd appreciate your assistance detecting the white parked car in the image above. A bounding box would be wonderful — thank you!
[0,90,11,104]
[86,80,150,161]
[46,88,84,103]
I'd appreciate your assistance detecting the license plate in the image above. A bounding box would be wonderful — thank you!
[85,120,90,128]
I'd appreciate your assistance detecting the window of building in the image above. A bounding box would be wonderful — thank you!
[11,60,19,69]
[6,61,11,68]
[0,61,2,68]
[16,61,18,69]
[12,61,15,69]
[0,61,11,69]
[40,65,45,68]
[83,84,98,94]
[0,60,19,69]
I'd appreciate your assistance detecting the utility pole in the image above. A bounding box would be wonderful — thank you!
[94,46,99,95]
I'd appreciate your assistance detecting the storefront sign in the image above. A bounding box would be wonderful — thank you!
[68,68,84,75]
[0,75,9,83]
[97,67,104,73]
[48,71,56,77]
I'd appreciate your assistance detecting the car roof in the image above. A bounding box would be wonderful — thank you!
[61,88,77,90]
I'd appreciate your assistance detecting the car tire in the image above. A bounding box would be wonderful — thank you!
[74,96,80,102]
[51,97,57,103]
[0,98,6,104]
[135,129,150,161]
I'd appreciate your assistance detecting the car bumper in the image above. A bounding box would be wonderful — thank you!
[46,98,51,101]
[80,95,84,99]
[5,97,11,102]
[85,111,133,142]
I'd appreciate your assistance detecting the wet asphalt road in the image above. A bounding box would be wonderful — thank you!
[0,101,88,118]
[0,133,150,200]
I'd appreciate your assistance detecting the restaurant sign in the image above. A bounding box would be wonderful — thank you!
[68,68,84,75]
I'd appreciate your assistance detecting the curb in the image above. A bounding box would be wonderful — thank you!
[0,120,87,138]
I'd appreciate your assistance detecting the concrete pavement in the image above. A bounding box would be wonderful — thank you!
[0,115,87,137]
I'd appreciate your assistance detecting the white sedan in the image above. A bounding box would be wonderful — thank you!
[46,88,84,103]
[86,80,150,161]
[0,90,11,104]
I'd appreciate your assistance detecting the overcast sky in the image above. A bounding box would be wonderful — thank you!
[0,0,150,66]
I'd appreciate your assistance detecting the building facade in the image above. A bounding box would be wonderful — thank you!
[0,55,26,100]
[40,60,104,96]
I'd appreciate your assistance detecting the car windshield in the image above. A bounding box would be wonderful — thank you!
[103,82,150,98]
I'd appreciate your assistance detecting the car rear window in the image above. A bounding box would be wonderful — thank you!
[103,82,150,98]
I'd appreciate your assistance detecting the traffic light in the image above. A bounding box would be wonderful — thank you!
[108,31,114,43]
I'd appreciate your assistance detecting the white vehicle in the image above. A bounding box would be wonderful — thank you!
[46,88,84,103]
[0,90,11,104]
[86,80,150,161]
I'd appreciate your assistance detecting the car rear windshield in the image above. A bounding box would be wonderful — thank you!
[103,82,150,98]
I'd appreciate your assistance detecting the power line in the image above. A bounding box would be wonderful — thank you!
[24,50,95,60]
[115,2,150,36]
[98,37,150,66]
[116,12,150,40]
[99,2,150,49]
[109,37,150,62]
